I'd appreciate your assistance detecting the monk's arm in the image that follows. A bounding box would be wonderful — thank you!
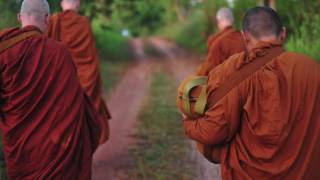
[183,88,242,146]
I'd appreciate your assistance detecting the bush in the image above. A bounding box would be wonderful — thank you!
[92,20,131,62]
[160,9,208,54]
[0,1,19,29]
[285,14,320,61]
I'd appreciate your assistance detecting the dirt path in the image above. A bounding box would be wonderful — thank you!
[92,38,221,180]
[148,38,222,180]
[92,39,153,180]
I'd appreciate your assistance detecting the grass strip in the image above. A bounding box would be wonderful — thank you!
[100,61,129,93]
[129,71,193,180]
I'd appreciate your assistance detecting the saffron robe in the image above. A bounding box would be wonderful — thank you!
[47,10,110,143]
[184,41,320,179]
[0,26,101,180]
[197,27,245,76]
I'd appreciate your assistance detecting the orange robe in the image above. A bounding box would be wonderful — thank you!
[47,10,111,143]
[0,26,101,179]
[184,41,320,179]
[197,27,245,76]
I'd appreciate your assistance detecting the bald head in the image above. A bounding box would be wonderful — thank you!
[19,0,50,32]
[216,7,234,31]
[61,0,80,12]
[243,7,283,39]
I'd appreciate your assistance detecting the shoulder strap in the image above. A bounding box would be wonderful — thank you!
[0,30,40,54]
[211,47,284,107]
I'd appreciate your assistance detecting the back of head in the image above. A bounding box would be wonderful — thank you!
[61,0,80,11]
[216,7,234,25]
[21,0,50,17]
[20,0,50,32]
[243,6,283,39]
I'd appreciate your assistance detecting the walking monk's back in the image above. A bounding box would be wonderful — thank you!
[47,0,111,144]
[0,0,101,179]
[183,7,320,180]
[196,7,245,76]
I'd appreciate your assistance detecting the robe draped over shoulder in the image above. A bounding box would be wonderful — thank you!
[196,27,245,76]
[0,26,101,180]
[47,10,111,143]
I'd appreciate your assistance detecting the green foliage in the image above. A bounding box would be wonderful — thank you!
[286,14,320,61]
[232,0,256,29]
[0,1,19,29]
[129,70,193,179]
[92,20,131,62]
[159,0,228,54]
[276,0,320,61]
[110,0,168,36]
[160,10,208,54]
[277,0,320,34]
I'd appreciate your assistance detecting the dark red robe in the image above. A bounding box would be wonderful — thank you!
[0,26,101,180]
[47,10,111,144]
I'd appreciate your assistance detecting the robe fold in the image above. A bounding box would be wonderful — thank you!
[47,10,110,143]
[196,27,245,76]
[0,26,101,179]
[184,41,320,179]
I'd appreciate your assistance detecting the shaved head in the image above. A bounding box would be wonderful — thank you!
[216,7,234,24]
[21,0,50,16]
[243,6,283,39]
[61,0,80,11]
[19,0,50,32]
[62,0,80,3]
[216,7,234,31]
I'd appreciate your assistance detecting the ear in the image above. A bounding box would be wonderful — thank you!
[61,0,64,8]
[241,31,252,44]
[279,27,286,42]
[17,13,22,24]
[76,0,81,10]
[45,14,50,25]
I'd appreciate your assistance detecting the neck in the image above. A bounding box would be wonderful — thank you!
[62,4,78,12]
[63,7,78,12]
[22,22,43,32]
[246,37,279,51]
[219,24,232,31]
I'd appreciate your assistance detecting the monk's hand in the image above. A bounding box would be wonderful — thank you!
[181,112,187,119]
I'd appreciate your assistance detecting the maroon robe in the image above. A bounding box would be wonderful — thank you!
[0,26,101,180]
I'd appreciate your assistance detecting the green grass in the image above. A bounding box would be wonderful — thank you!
[128,71,193,180]
[100,61,129,93]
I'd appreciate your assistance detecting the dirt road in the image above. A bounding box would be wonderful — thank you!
[92,39,154,180]
[148,38,221,180]
[92,38,221,180]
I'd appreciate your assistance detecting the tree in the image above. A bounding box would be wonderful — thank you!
[110,0,168,36]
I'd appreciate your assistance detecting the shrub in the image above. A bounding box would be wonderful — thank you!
[285,14,320,61]
[92,20,131,62]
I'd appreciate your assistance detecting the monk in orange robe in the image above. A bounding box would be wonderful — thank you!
[197,7,245,76]
[0,0,101,179]
[183,7,320,179]
[47,0,111,144]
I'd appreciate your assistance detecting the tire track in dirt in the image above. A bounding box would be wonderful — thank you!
[92,39,154,180]
[148,38,222,180]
